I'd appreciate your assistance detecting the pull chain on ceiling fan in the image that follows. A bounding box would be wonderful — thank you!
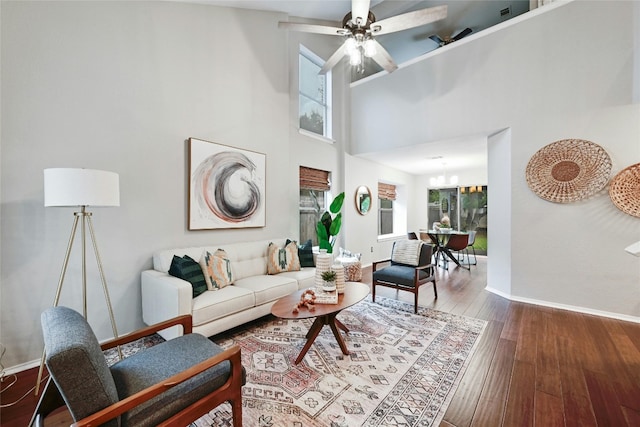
[278,0,447,75]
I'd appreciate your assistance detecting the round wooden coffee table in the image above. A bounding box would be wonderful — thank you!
[271,282,369,364]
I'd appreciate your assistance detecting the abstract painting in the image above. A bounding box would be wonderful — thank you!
[189,138,265,230]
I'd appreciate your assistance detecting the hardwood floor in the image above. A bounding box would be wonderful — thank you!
[2,256,639,426]
[370,257,640,427]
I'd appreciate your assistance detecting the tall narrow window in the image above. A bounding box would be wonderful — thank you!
[299,45,332,138]
[300,166,330,245]
[378,183,396,235]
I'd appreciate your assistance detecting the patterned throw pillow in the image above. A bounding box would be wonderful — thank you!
[297,239,315,268]
[199,249,234,290]
[267,241,301,274]
[391,240,424,266]
[168,255,208,298]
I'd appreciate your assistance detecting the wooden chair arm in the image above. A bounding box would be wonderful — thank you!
[71,345,242,427]
[100,315,193,351]
[372,258,391,271]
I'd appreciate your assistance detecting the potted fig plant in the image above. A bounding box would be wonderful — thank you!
[316,192,345,254]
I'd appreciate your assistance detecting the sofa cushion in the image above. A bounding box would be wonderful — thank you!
[233,275,298,306]
[42,307,119,427]
[191,286,255,327]
[373,264,431,289]
[278,268,316,290]
[266,241,300,274]
[199,249,234,290]
[110,334,232,426]
[152,239,290,281]
[168,255,208,298]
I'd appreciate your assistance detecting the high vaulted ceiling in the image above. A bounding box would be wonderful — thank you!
[188,1,532,177]
[197,1,529,66]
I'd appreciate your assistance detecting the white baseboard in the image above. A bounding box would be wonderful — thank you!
[4,358,40,376]
[485,286,640,324]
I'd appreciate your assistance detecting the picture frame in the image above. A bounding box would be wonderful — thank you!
[188,138,266,230]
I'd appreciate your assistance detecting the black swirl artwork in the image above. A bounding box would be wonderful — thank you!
[193,151,262,223]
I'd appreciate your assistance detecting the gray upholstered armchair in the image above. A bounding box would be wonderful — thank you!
[31,306,244,427]
[372,240,437,313]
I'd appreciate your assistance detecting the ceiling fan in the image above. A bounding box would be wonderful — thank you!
[278,0,447,75]
[429,27,472,47]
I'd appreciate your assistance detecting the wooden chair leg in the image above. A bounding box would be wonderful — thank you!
[231,397,242,427]
[433,281,438,299]
[414,291,418,313]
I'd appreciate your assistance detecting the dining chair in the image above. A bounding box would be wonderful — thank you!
[31,306,245,427]
[407,231,418,240]
[462,230,478,266]
[442,233,471,270]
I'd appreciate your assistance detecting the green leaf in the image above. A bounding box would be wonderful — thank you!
[316,221,328,241]
[319,240,333,253]
[320,211,332,235]
[329,192,345,214]
[329,213,342,236]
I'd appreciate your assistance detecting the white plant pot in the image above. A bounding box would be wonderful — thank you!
[322,281,336,292]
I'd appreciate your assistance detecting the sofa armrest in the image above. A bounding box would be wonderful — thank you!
[141,270,194,340]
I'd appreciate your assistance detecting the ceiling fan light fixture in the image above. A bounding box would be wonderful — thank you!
[344,37,358,55]
[363,38,377,57]
[349,49,362,66]
[279,1,447,76]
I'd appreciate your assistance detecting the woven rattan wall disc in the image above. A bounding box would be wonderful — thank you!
[609,163,640,218]
[525,139,612,203]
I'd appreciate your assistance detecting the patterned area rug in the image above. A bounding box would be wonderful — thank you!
[192,296,487,427]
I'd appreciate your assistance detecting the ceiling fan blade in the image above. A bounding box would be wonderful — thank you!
[352,0,371,27]
[429,34,444,45]
[319,43,347,75]
[452,27,473,41]
[278,21,345,36]
[369,40,398,73]
[371,5,447,36]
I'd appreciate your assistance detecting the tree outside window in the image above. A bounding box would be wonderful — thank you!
[299,46,331,138]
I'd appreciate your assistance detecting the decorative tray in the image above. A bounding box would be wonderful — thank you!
[313,288,338,304]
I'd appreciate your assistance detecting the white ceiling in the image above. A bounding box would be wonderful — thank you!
[184,1,530,176]
[357,135,489,175]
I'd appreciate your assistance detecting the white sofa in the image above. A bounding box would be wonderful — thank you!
[141,238,316,340]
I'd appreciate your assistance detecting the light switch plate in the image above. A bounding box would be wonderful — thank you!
[624,241,640,257]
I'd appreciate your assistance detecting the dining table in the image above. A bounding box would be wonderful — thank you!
[419,229,469,269]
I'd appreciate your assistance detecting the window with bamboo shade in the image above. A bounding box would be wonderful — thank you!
[378,182,397,200]
[378,182,396,235]
[299,166,331,245]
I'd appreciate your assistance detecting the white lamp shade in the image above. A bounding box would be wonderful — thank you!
[44,168,120,207]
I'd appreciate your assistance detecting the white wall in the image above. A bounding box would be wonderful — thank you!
[284,18,352,251]
[350,1,640,320]
[344,154,416,265]
[0,1,327,369]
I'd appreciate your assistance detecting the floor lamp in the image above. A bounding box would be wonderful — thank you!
[35,168,122,395]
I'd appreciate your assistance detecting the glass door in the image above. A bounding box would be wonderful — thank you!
[427,188,458,230]
[428,186,488,255]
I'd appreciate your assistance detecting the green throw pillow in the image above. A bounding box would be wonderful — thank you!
[168,255,208,298]
[297,239,315,268]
